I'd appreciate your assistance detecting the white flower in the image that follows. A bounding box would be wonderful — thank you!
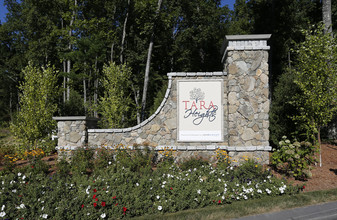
[100,213,106,218]
[108,161,112,165]
[156,195,160,200]
[41,206,44,211]
[12,189,17,193]
[222,195,225,200]
[197,189,201,194]
[22,175,26,180]
[161,185,165,188]
[1,205,4,211]
[158,205,162,211]
[218,178,222,182]
[136,183,139,186]
[0,212,5,217]
[86,186,91,194]
[18,172,22,176]
[257,189,262,194]
[42,214,48,219]
[87,213,90,216]
[163,181,166,185]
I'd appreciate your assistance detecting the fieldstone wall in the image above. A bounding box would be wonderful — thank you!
[54,34,272,164]
[53,116,99,150]
[88,73,228,148]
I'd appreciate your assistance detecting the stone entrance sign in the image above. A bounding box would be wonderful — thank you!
[53,34,272,164]
[177,80,223,142]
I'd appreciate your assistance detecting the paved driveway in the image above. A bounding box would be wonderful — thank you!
[236,201,337,220]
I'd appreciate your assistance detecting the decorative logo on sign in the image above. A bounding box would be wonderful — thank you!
[182,88,218,126]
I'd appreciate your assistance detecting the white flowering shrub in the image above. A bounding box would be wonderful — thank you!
[271,136,318,180]
[0,155,300,219]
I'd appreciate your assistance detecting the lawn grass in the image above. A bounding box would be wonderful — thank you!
[133,188,337,220]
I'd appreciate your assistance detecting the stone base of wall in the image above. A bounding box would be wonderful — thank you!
[56,145,270,165]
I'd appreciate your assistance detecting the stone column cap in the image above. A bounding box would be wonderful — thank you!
[53,116,100,121]
[221,34,272,63]
[225,34,272,41]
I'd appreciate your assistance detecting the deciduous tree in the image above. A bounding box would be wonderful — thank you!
[292,24,337,166]
[10,62,58,148]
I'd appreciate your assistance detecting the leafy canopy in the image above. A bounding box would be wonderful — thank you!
[99,62,133,128]
[292,23,337,141]
[10,62,58,148]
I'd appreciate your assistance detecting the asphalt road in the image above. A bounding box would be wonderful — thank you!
[236,201,337,220]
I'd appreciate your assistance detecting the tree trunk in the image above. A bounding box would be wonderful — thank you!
[132,83,141,124]
[9,86,12,121]
[318,127,322,167]
[94,56,98,118]
[322,0,332,34]
[63,61,66,102]
[66,0,77,102]
[111,43,114,63]
[67,60,71,101]
[141,0,163,122]
[83,78,86,112]
[120,0,130,64]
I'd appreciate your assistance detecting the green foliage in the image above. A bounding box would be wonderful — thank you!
[234,159,264,182]
[291,23,337,142]
[98,62,133,128]
[179,157,209,171]
[56,159,72,178]
[215,148,232,170]
[70,147,94,175]
[269,70,302,146]
[0,156,300,219]
[271,136,318,180]
[58,89,85,116]
[10,62,58,149]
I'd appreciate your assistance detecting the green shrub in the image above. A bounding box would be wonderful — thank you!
[271,136,318,180]
[10,63,58,150]
[179,157,209,171]
[70,147,94,175]
[56,159,71,177]
[0,153,301,219]
[234,159,264,182]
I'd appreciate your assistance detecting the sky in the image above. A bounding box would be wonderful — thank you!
[0,0,235,24]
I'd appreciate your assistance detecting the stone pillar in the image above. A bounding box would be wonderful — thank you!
[224,34,271,148]
[53,116,99,150]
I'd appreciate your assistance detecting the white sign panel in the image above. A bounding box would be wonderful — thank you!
[177,80,223,142]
